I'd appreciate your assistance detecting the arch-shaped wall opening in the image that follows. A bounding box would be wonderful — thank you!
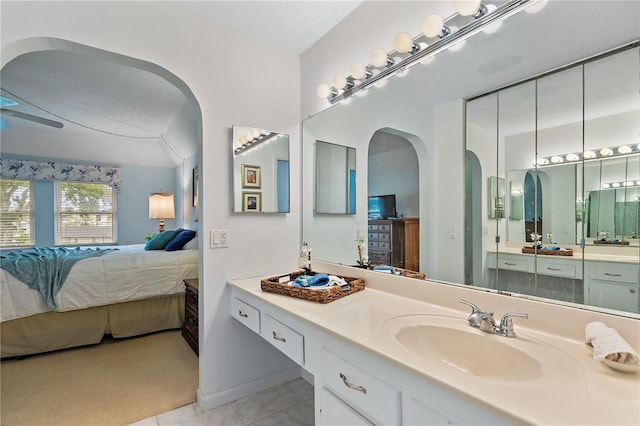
[367,127,427,273]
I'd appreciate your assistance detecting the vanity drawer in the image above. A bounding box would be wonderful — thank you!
[495,256,529,272]
[321,347,401,425]
[369,251,390,265]
[367,224,378,231]
[589,263,639,284]
[536,261,576,278]
[261,313,304,365]
[231,297,261,333]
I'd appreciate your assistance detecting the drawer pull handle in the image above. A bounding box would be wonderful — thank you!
[604,273,623,277]
[339,373,367,394]
[547,267,561,271]
[504,262,517,266]
[238,310,248,318]
[631,289,636,294]
[272,331,286,343]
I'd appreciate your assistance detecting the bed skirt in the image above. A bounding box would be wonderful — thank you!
[1,294,185,358]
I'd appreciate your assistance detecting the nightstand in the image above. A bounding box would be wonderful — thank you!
[182,278,199,355]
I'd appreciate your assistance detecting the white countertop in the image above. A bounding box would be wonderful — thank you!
[493,244,640,264]
[228,265,640,425]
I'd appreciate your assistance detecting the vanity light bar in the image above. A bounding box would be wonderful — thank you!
[318,0,539,105]
[534,143,640,167]
[233,131,276,156]
[602,180,640,189]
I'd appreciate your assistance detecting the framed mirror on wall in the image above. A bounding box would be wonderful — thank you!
[315,140,356,215]
[232,125,290,213]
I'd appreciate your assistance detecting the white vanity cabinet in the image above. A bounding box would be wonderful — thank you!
[228,284,512,425]
[586,262,640,312]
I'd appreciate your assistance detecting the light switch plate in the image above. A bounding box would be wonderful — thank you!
[210,229,229,248]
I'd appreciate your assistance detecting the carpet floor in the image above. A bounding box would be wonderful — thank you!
[1,330,198,426]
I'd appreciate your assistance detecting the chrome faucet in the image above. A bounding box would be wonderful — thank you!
[459,299,528,338]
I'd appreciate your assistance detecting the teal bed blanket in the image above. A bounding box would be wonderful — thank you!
[0,247,117,310]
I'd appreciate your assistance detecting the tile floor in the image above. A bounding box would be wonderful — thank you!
[130,378,315,426]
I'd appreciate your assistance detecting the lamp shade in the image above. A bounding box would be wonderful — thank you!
[149,192,175,220]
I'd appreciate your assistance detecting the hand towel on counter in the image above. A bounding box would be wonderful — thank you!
[290,274,350,291]
[291,273,330,287]
[585,321,639,365]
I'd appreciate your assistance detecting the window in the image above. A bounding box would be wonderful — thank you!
[0,178,34,248]
[55,181,117,245]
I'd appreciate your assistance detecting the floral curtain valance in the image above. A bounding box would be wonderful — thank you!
[0,159,123,191]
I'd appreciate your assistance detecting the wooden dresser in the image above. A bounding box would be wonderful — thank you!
[368,218,419,271]
[368,219,405,268]
[182,278,199,355]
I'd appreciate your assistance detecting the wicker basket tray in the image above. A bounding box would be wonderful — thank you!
[260,270,365,304]
[521,247,574,256]
[368,265,426,279]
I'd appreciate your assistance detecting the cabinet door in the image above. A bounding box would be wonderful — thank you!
[408,397,458,425]
[589,279,639,312]
[317,387,373,426]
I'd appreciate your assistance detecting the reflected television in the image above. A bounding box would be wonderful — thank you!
[368,194,397,219]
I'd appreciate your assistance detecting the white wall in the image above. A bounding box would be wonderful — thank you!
[1,0,301,409]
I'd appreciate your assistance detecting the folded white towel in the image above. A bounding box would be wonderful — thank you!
[585,321,639,365]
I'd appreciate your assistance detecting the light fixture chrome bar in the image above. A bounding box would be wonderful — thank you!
[327,0,533,105]
[234,131,278,156]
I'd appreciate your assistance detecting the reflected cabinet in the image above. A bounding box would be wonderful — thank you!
[465,44,640,314]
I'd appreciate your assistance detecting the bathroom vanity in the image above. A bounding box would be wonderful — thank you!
[486,247,640,313]
[228,261,639,425]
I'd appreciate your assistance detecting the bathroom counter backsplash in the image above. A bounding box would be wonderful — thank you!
[228,261,639,425]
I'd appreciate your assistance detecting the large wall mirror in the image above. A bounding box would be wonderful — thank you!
[466,45,640,314]
[302,1,639,319]
[232,125,290,213]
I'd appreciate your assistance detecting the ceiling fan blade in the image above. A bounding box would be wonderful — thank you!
[0,108,64,129]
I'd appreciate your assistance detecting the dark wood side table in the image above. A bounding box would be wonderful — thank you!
[182,278,199,355]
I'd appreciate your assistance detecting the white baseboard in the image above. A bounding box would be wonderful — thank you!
[196,366,301,412]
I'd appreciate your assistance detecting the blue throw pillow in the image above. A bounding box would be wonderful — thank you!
[144,230,179,250]
[165,229,196,251]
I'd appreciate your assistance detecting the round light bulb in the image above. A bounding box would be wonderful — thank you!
[246,133,254,142]
[612,182,621,188]
[456,0,481,16]
[316,84,331,98]
[423,14,444,38]
[350,62,367,79]
[332,74,347,89]
[624,181,634,186]
[525,0,548,14]
[618,145,632,154]
[252,130,261,139]
[600,147,613,156]
[602,183,610,189]
[550,156,563,164]
[239,136,247,145]
[583,150,596,159]
[566,153,579,162]
[371,48,390,67]
[234,139,243,149]
[394,32,415,53]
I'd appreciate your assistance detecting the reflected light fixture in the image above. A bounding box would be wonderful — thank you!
[233,129,277,156]
[534,142,640,167]
[316,0,542,105]
[149,191,175,233]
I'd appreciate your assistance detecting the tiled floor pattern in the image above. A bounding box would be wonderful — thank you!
[130,378,314,426]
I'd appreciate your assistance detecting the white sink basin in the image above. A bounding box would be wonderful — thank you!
[382,314,581,384]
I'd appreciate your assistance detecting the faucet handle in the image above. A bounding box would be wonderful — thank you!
[499,312,528,337]
[459,299,480,313]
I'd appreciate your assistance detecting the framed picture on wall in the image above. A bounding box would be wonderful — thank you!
[242,192,261,212]
[242,164,261,189]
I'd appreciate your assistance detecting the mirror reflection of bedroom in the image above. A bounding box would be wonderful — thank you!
[1,42,201,423]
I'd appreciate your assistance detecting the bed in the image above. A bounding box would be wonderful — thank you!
[1,244,198,358]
